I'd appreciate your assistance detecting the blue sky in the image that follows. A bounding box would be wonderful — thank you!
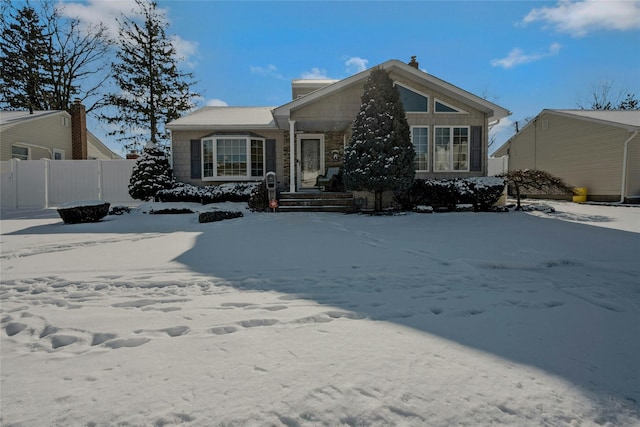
[57,0,640,156]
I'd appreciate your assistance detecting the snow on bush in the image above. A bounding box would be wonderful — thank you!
[396,177,505,212]
[128,143,175,201]
[156,182,260,204]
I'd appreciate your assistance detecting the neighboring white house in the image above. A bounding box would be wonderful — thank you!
[493,109,640,202]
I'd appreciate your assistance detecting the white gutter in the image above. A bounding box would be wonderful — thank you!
[620,130,638,203]
[15,142,53,158]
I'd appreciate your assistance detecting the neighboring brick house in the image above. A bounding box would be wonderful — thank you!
[493,109,640,202]
[0,100,121,161]
[167,58,511,193]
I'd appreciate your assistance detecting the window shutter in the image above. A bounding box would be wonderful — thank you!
[470,126,482,172]
[266,139,276,173]
[190,139,201,179]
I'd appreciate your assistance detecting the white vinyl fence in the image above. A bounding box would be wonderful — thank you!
[488,155,509,176]
[1,159,136,209]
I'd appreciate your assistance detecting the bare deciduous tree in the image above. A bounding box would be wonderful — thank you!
[500,169,575,210]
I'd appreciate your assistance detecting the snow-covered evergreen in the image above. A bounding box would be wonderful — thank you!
[128,143,175,201]
[343,67,415,210]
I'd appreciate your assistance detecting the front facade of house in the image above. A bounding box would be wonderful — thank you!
[167,59,511,193]
[0,102,121,161]
[493,109,640,202]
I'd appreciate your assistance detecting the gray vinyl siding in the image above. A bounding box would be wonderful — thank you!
[0,112,72,161]
[171,129,286,186]
[291,71,490,179]
[499,112,639,200]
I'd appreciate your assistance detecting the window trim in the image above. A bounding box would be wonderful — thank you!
[201,135,266,181]
[11,144,30,160]
[434,98,468,114]
[53,149,65,160]
[394,82,430,113]
[433,126,470,172]
[410,126,429,172]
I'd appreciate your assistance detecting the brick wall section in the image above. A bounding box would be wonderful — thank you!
[70,100,87,160]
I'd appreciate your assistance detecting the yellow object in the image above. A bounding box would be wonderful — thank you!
[573,187,587,203]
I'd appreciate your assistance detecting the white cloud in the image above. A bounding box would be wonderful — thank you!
[300,67,330,79]
[522,0,640,37]
[250,64,284,80]
[57,0,198,67]
[170,36,199,68]
[206,99,228,107]
[345,57,368,74]
[491,43,561,69]
[57,0,138,40]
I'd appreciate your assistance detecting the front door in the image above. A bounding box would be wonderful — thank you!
[297,135,324,189]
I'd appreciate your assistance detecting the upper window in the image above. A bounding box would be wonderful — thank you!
[411,126,429,171]
[11,145,29,160]
[435,99,464,113]
[53,149,64,160]
[202,136,265,180]
[434,126,469,172]
[396,84,428,112]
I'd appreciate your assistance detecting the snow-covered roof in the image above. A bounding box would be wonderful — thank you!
[546,109,640,130]
[0,110,68,127]
[166,106,277,131]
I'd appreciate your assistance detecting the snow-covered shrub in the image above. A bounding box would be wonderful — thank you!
[465,177,505,212]
[395,177,505,212]
[128,143,175,201]
[156,182,260,204]
[198,211,243,223]
[109,206,132,215]
[57,201,110,224]
[248,181,269,212]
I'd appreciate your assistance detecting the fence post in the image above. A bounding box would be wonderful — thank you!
[10,159,18,209]
[43,158,50,208]
[97,159,103,201]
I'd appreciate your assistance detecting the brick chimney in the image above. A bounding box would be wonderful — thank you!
[408,56,419,69]
[70,98,87,159]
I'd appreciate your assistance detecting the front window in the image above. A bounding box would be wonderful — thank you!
[411,127,429,171]
[396,84,428,112]
[434,126,469,172]
[202,136,265,180]
[11,145,29,160]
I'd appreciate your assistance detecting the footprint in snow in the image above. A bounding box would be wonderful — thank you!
[103,338,150,349]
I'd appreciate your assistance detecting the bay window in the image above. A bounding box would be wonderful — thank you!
[434,126,469,172]
[202,135,265,180]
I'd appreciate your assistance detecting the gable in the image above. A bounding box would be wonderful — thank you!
[273,59,510,129]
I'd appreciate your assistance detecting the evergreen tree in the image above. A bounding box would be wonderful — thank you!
[0,4,50,112]
[101,0,199,151]
[128,142,175,201]
[343,67,415,211]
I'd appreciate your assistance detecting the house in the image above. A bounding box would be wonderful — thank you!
[167,58,511,196]
[0,100,121,161]
[493,109,640,203]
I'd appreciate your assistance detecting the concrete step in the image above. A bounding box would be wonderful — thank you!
[277,192,354,213]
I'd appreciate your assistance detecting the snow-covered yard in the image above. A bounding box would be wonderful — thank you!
[1,201,639,426]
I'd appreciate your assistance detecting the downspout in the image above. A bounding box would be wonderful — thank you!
[289,120,296,192]
[620,130,638,203]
